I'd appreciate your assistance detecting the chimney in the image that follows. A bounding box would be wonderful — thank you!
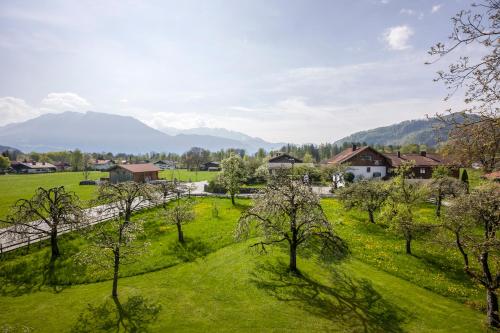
[352,144,357,151]
[397,151,401,158]
[420,151,427,157]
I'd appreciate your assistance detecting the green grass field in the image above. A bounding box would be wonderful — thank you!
[159,169,219,182]
[0,172,107,220]
[0,170,218,220]
[0,197,486,332]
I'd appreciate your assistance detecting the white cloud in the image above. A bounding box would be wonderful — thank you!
[431,4,442,13]
[0,97,39,126]
[0,92,91,126]
[383,25,414,50]
[40,92,91,112]
[119,98,129,103]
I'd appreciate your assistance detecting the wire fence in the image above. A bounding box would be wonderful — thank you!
[0,198,161,254]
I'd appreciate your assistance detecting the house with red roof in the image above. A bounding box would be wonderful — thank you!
[109,163,160,184]
[326,144,391,180]
[327,144,458,181]
[383,151,459,179]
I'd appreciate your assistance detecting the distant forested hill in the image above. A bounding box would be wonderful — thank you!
[334,116,457,147]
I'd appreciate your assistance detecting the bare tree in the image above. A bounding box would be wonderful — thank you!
[77,216,149,298]
[337,179,388,224]
[442,183,500,328]
[153,181,176,208]
[428,0,499,171]
[427,166,466,217]
[236,173,346,273]
[381,163,428,255]
[162,196,195,243]
[89,182,155,297]
[94,182,155,223]
[3,186,87,262]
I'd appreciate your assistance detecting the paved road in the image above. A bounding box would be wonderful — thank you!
[0,181,208,253]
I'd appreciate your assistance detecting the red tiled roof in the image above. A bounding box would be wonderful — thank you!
[482,171,500,180]
[326,146,371,165]
[117,163,161,173]
[383,153,446,167]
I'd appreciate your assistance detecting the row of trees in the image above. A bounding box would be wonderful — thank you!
[336,164,500,327]
[1,180,196,299]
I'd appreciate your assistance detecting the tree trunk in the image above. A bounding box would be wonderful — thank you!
[50,229,60,262]
[112,247,120,297]
[231,194,235,205]
[487,289,500,328]
[368,210,375,224]
[405,234,412,255]
[436,196,442,217]
[177,223,184,243]
[289,242,298,273]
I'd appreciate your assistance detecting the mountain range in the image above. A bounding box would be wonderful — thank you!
[0,111,459,154]
[0,111,283,154]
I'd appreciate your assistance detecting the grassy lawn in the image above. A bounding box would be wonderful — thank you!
[159,169,219,182]
[0,197,486,332]
[0,171,107,220]
[0,169,219,220]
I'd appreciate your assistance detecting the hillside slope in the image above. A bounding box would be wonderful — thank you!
[0,198,484,332]
[334,117,448,147]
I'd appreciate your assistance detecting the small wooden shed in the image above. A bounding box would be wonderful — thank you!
[109,163,160,184]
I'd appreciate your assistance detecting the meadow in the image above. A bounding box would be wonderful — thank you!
[0,197,485,332]
[0,170,217,219]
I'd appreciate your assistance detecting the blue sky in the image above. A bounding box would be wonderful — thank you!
[0,0,475,143]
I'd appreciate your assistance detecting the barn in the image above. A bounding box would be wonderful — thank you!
[109,163,160,184]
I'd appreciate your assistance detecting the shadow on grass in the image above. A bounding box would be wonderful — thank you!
[71,295,161,333]
[0,241,84,296]
[250,260,406,333]
[167,237,213,262]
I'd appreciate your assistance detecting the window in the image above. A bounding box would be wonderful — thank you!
[420,168,426,174]
[361,154,372,161]
[373,172,381,178]
[366,167,371,172]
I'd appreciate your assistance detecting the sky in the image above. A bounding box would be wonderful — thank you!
[0,0,477,143]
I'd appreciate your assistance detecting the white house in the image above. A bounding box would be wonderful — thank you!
[326,145,390,182]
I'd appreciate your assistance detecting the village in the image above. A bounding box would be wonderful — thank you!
[0,1,499,332]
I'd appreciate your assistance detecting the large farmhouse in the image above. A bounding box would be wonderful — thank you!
[109,163,160,184]
[327,145,458,180]
[326,145,390,179]
[11,161,57,174]
[384,151,459,179]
